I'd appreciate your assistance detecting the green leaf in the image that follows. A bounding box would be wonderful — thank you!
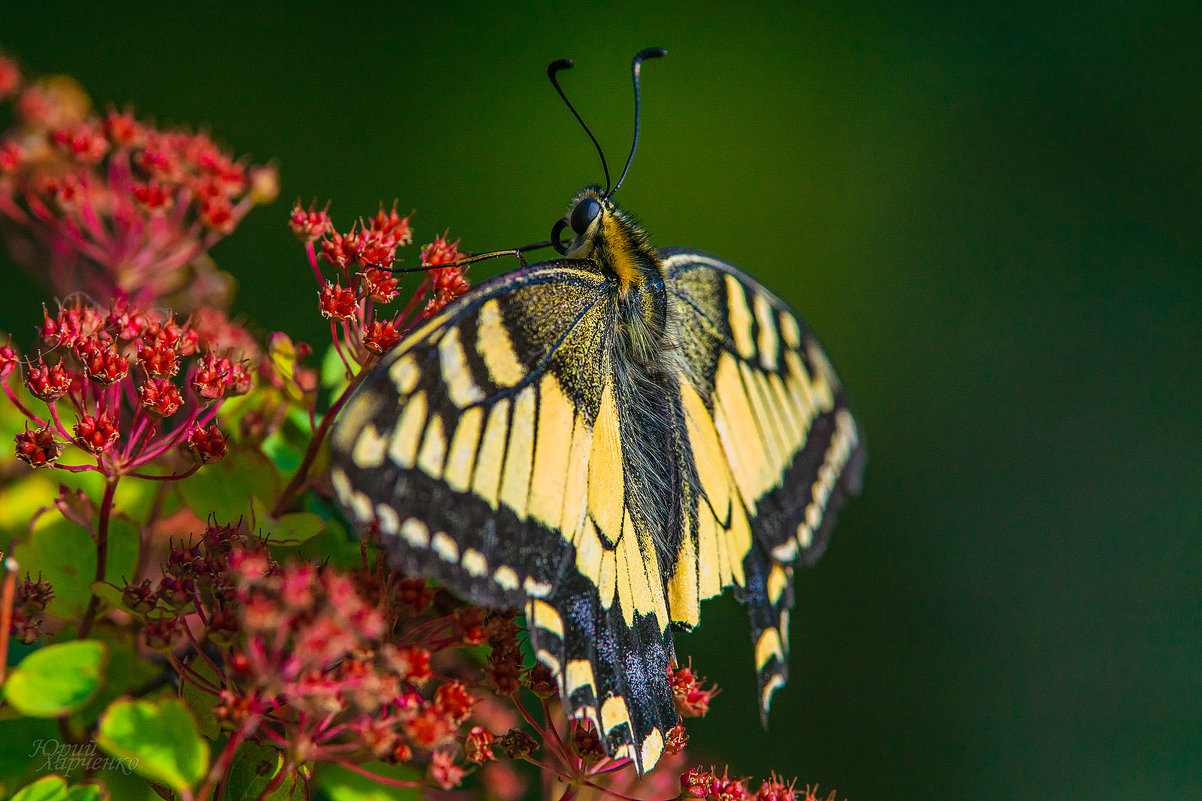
[11,777,110,801]
[250,497,325,546]
[10,775,70,801]
[73,630,160,729]
[223,742,306,801]
[96,698,209,792]
[102,515,141,589]
[176,446,280,523]
[4,640,108,717]
[12,516,96,619]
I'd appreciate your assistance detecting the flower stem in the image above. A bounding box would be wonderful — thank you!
[78,474,119,637]
[272,369,368,517]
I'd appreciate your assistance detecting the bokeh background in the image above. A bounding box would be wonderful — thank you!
[3,1,1200,799]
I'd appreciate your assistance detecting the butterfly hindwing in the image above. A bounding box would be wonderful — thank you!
[663,247,865,716]
[330,260,679,771]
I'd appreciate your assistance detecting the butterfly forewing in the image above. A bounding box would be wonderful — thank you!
[331,260,682,771]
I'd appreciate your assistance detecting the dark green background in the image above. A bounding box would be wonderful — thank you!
[3,2,1199,799]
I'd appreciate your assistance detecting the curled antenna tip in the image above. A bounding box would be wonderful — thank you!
[636,47,668,62]
[548,58,574,78]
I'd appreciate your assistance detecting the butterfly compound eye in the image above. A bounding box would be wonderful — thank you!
[571,197,602,235]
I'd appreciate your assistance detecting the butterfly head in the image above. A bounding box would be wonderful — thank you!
[551,186,661,295]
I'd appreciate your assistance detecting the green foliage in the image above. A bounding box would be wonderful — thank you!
[176,446,281,523]
[9,775,108,801]
[3,641,107,718]
[96,698,209,792]
[223,743,306,801]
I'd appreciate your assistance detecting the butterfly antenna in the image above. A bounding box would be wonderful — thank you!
[548,58,611,194]
[610,47,667,198]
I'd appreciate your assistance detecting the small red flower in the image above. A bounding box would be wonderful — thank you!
[132,181,172,213]
[712,769,749,801]
[683,767,717,799]
[0,340,18,378]
[187,425,228,463]
[404,704,456,750]
[318,281,358,321]
[434,680,475,723]
[664,723,688,756]
[369,202,412,247]
[465,726,496,764]
[756,775,799,801]
[200,196,235,233]
[421,235,462,267]
[428,749,465,790]
[386,644,432,683]
[103,109,143,147]
[137,336,181,378]
[139,378,183,417]
[121,579,157,614]
[361,267,399,303]
[362,318,402,355]
[49,122,108,163]
[289,201,332,242]
[15,426,60,467]
[75,335,130,385]
[321,227,367,271]
[672,660,719,718]
[26,360,72,402]
[74,413,119,454]
[191,352,232,399]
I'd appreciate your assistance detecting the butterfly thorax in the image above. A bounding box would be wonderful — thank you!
[561,187,668,368]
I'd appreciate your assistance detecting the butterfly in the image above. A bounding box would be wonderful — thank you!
[329,48,864,773]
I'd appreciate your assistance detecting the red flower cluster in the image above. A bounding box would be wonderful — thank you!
[292,200,471,373]
[4,297,248,478]
[672,659,720,718]
[0,60,276,309]
[135,526,529,793]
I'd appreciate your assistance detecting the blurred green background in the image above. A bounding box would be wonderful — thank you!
[3,1,1200,799]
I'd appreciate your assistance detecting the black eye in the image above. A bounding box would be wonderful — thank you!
[570,197,602,235]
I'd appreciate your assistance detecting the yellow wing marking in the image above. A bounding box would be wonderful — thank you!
[560,411,594,544]
[443,406,483,492]
[753,292,779,370]
[388,353,421,394]
[497,386,535,518]
[614,508,669,626]
[416,414,448,477]
[528,598,564,638]
[476,299,526,386]
[471,398,509,508]
[724,274,756,359]
[351,423,388,468]
[388,390,427,468]
[439,326,485,407]
[588,379,625,545]
[640,728,665,771]
[528,373,575,529]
